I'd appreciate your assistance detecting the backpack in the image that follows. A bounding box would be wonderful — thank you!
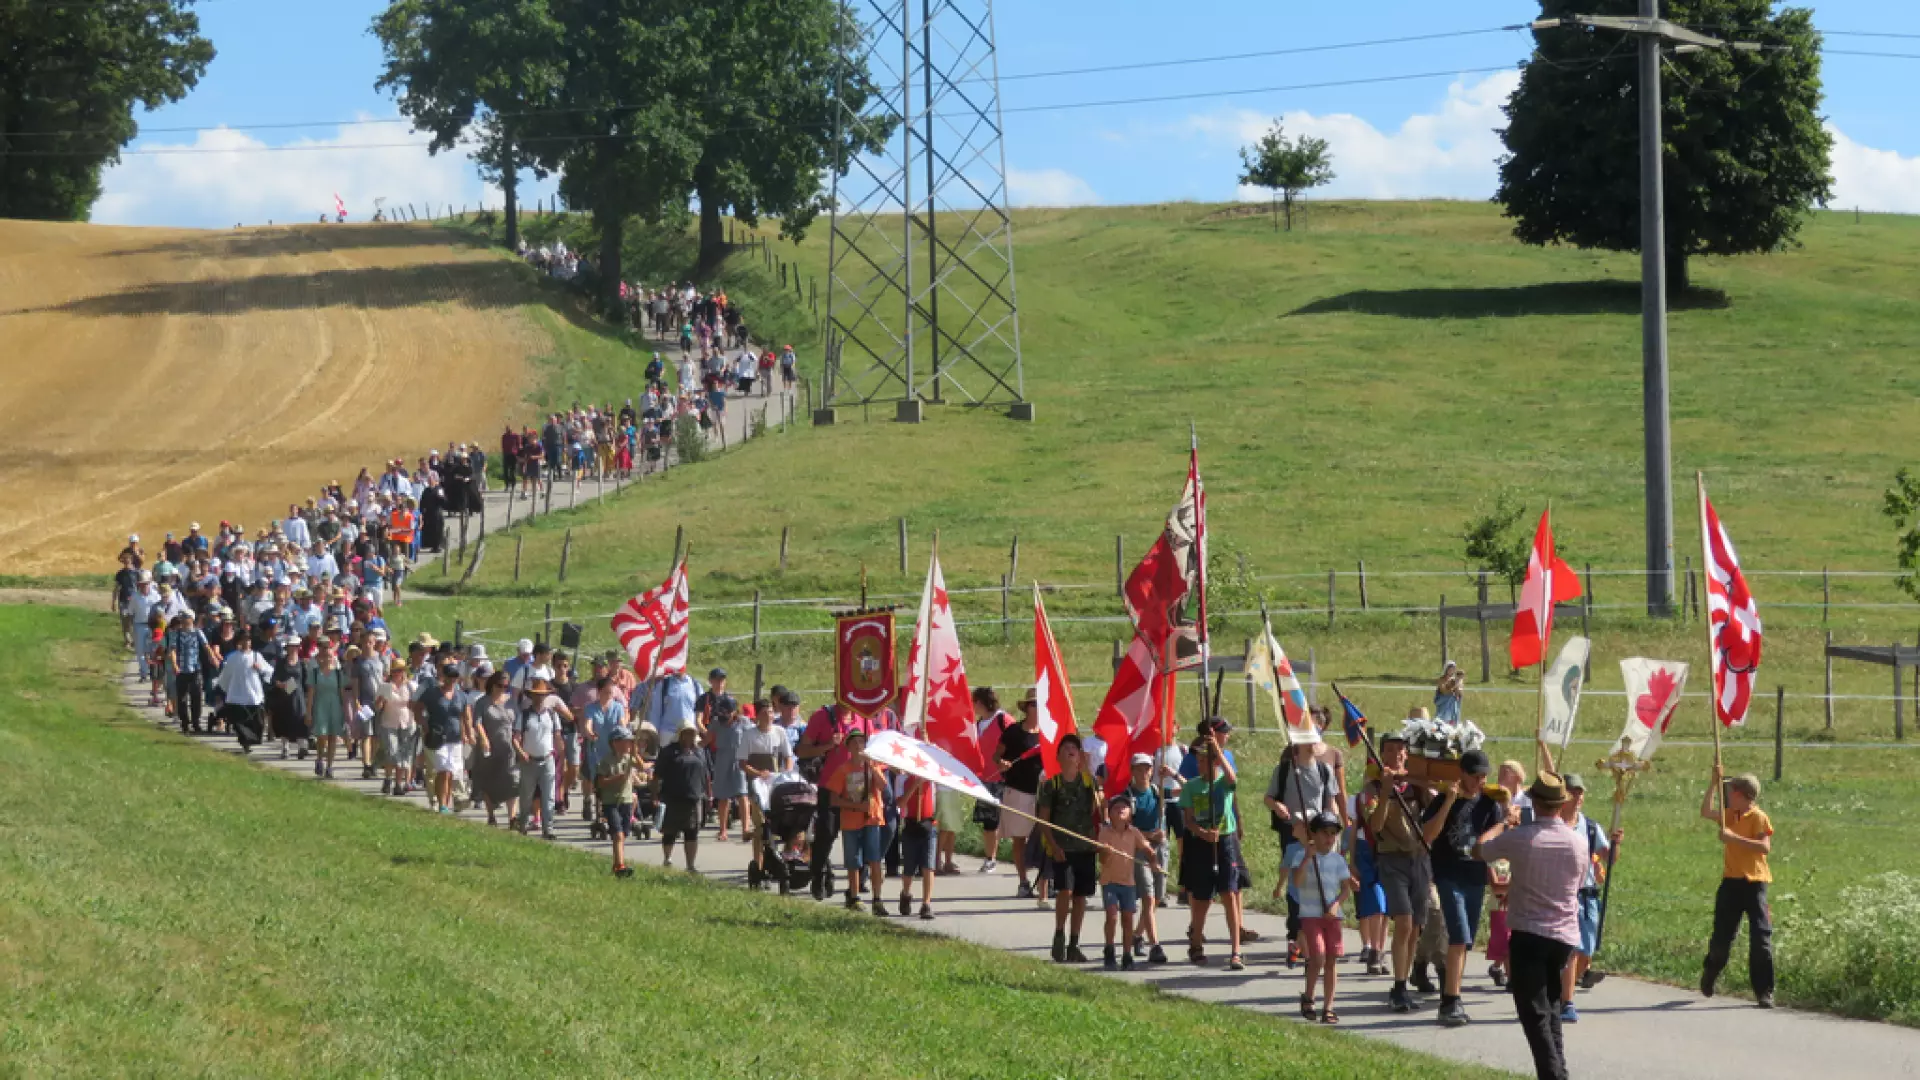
[1269,760,1333,835]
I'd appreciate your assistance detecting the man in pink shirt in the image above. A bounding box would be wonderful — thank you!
[1475,772,1588,1080]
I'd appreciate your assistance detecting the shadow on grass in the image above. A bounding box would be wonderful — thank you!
[98,223,490,261]
[1289,280,1732,319]
[6,262,540,318]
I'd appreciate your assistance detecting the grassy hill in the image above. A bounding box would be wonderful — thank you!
[388,201,1920,1024]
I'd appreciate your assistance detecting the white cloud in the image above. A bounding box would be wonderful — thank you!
[95,117,551,228]
[1827,124,1920,214]
[1005,166,1099,207]
[1183,70,1521,202]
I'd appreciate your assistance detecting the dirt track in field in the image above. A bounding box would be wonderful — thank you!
[0,220,546,575]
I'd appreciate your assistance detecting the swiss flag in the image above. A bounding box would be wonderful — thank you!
[901,550,987,775]
[1091,636,1171,799]
[1032,586,1079,777]
[1510,508,1582,669]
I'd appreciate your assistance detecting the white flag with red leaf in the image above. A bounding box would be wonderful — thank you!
[1618,658,1690,761]
[901,550,987,775]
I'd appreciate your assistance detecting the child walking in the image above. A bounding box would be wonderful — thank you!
[1701,766,1775,1007]
[1098,794,1159,971]
[1292,812,1354,1024]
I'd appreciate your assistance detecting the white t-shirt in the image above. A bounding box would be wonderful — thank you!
[517,699,563,758]
[737,725,791,768]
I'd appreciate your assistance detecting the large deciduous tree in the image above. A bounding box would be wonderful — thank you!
[1236,121,1335,232]
[373,0,561,252]
[0,0,214,220]
[1496,0,1831,293]
[683,0,891,268]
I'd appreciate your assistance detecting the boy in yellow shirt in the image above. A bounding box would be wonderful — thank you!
[1699,766,1774,1008]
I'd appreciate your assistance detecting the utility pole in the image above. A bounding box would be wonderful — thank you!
[1531,5,1758,617]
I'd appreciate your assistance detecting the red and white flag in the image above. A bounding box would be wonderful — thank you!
[866,731,998,804]
[611,559,689,681]
[901,550,986,775]
[1125,448,1205,671]
[1618,657,1690,760]
[1032,585,1079,777]
[1700,486,1762,726]
[333,193,346,219]
[1091,635,1172,799]
[1510,507,1582,669]
[1249,611,1316,744]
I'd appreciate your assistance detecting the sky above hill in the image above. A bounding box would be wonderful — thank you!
[95,0,1920,228]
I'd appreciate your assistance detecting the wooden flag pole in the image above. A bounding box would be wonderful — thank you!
[1698,471,1726,822]
[993,802,1143,864]
[1534,499,1554,777]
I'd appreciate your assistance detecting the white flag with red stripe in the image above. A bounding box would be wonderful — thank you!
[611,559,689,681]
[333,193,346,219]
[1700,486,1762,727]
[1032,585,1079,776]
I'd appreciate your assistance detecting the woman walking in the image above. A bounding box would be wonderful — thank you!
[304,642,351,779]
[376,663,416,796]
[709,703,750,842]
[473,671,521,826]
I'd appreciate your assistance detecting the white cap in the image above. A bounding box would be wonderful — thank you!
[468,643,488,659]
[1130,753,1154,767]
[189,522,200,531]
[517,638,534,655]
[128,533,140,543]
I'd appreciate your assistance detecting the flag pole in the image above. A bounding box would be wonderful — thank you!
[1535,499,1553,777]
[1190,422,1211,719]
[1697,471,1725,821]
[1331,682,1429,856]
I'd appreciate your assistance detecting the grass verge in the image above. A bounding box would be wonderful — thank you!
[0,603,1503,1077]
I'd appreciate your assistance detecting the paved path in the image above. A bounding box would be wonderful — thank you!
[120,670,1920,1080]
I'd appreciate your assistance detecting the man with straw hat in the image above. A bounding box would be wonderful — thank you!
[1473,771,1588,1080]
[512,677,569,839]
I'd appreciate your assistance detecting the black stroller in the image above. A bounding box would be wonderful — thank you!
[748,776,821,895]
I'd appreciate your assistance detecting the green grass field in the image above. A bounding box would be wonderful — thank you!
[0,603,1504,1077]
[379,199,1920,1024]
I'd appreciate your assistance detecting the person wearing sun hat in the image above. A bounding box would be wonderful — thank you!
[512,677,570,838]
[1473,770,1587,1080]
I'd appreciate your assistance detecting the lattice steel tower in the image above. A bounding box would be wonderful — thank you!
[820,0,1029,422]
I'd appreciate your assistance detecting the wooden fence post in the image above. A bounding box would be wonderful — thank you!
[779,525,791,572]
[1774,686,1785,782]
[477,498,487,541]
[1823,566,1831,623]
[672,524,685,569]
[898,517,909,575]
[558,528,573,582]
[1244,636,1257,730]
[752,589,762,652]
[543,602,553,648]
[1357,560,1369,610]
[457,539,486,591]
[1001,574,1011,645]
[1585,563,1594,613]
[1824,631,1834,730]
[1439,593,1449,665]
[1115,536,1125,597]
[754,663,765,705]
[513,534,524,582]
[441,543,450,575]
[1326,569,1336,630]
[543,478,553,515]
[1894,642,1904,740]
[1009,533,1020,590]
[1477,572,1491,683]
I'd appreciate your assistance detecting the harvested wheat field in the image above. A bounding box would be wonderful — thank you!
[0,219,547,575]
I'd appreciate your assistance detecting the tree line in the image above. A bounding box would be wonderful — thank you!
[372,0,893,313]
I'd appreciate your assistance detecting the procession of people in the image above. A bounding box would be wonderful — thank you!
[111,409,1776,1080]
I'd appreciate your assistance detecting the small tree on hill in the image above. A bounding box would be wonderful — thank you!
[1237,121,1334,232]
[1881,469,1920,601]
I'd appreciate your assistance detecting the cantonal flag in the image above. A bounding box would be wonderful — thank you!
[901,548,986,775]
[1032,585,1079,777]
[1700,484,1763,727]
[1510,507,1582,670]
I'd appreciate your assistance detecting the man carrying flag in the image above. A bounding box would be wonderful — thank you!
[901,545,987,777]
[611,558,690,683]
[1032,585,1079,777]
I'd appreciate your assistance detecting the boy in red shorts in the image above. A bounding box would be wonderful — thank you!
[1291,811,1354,1024]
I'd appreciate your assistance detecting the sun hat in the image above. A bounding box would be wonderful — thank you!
[524,677,554,696]
[1527,772,1569,805]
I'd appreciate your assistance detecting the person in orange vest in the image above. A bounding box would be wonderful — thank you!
[387,501,417,607]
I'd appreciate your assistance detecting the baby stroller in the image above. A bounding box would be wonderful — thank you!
[750,773,819,896]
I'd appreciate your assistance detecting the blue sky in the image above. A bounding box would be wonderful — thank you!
[98,0,1920,227]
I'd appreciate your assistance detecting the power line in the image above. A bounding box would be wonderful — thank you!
[989,26,1527,83]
